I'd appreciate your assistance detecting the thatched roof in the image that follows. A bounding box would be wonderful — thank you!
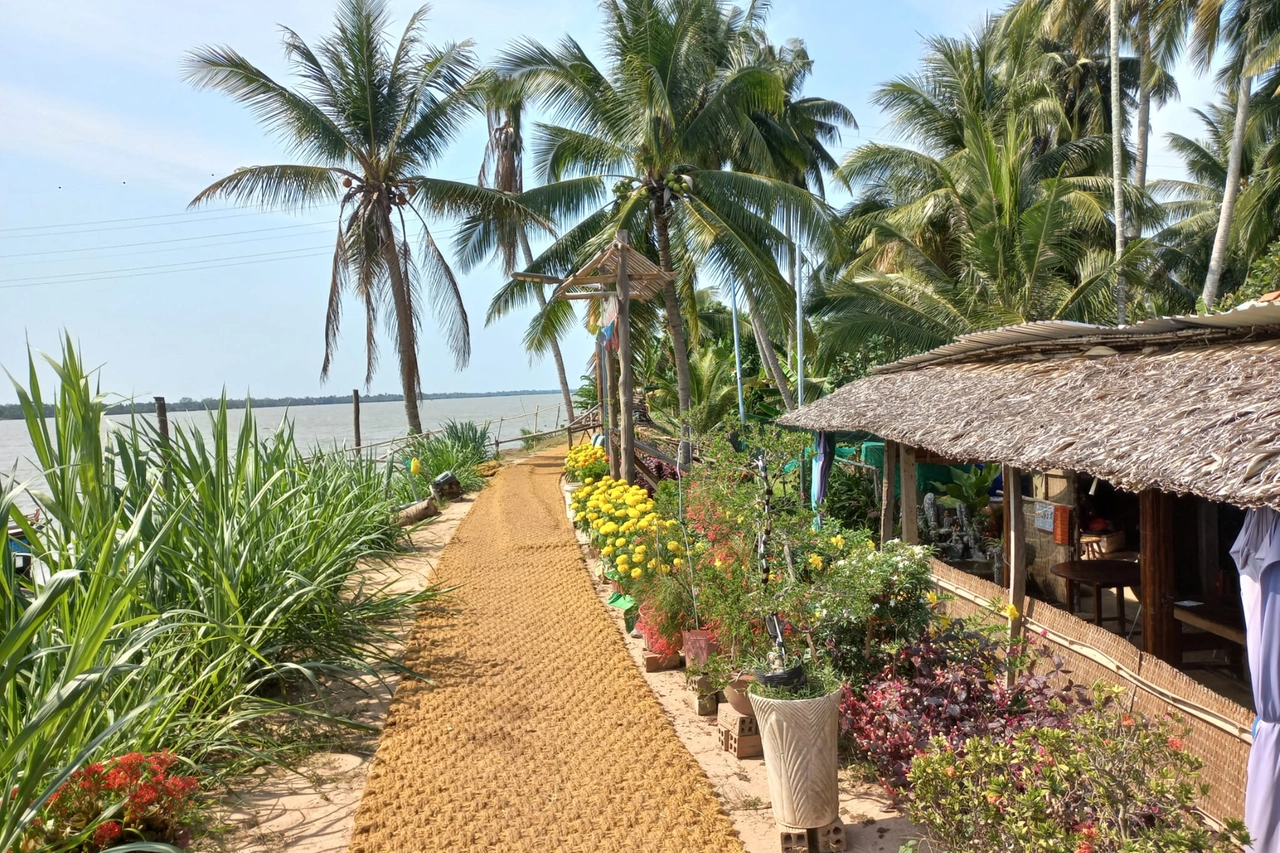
[780,301,1280,509]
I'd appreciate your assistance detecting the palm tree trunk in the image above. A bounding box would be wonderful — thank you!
[377,210,424,434]
[519,231,575,423]
[743,286,795,411]
[1110,0,1127,325]
[652,201,693,416]
[1134,27,1152,196]
[1203,73,1251,311]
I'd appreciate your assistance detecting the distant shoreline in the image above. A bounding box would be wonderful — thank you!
[0,390,565,421]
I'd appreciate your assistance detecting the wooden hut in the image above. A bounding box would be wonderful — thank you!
[779,297,1280,823]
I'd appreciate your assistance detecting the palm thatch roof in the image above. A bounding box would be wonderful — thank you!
[780,301,1280,509]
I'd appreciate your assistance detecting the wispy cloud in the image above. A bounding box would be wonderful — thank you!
[0,83,260,193]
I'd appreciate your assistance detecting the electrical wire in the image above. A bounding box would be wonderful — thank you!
[2,223,335,265]
[0,209,311,239]
[0,244,334,287]
[0,204,269,232]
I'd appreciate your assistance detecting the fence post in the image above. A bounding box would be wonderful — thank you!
[352,389,362,451]
[1004,464,1027,679]
[154,396,170,442]
[879,440,897,546]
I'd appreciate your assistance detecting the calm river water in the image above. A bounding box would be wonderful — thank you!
[1,394,565,508]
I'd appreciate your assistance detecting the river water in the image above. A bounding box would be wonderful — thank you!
[2,394,565,508]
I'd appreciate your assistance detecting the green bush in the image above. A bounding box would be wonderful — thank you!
[400,419,492,496]
[907,707,1251,853]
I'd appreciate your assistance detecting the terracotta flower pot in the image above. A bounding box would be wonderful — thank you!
[681,629,720,667]
[724,675,755,716]
[749,689,842,832]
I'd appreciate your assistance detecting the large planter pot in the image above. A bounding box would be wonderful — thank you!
[681,629,721,667]
[749,689,842,832]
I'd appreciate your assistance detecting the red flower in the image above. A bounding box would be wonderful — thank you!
[1167,737,1184,751]
[92,821,123,847]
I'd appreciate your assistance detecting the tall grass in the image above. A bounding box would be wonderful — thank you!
[2,342,442,849]
[399,419,492,496]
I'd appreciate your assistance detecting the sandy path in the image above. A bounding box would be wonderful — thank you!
[347,452,745,853]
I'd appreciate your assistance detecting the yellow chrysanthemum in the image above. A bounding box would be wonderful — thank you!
[615,538,627,548]
[630,567,643,579]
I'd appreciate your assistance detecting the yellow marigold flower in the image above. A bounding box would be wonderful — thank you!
[615,538,627,548]
[627,508,640,519]
[666,540,680,552]
[659,564,671,575]
[602,546,615,557]
[617,554,629,565]
[672,557,684,567]
[584,477,594,485]
[630,567,643,579]
[638,518,651,530]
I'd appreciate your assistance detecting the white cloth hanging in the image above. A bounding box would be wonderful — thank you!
[1231,506,1280,852]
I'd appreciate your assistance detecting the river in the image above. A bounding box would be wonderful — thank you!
[2,394,566,508]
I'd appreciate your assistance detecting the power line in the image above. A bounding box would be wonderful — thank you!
[0,204,270,233]
[0,250,334,290]
[0,209,311,240]
[0,244,334,286]
[1,222,335,262]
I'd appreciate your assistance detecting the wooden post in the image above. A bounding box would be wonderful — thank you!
[1140,488,1178,663]
[1196,499,1220,598]
[154,396,169,442]
[352,389,362,450]
[606,348,620,480]
[900,445,919,544]
[616,231,635,484]
[879,440,897,546]
[1003,464,1027,656]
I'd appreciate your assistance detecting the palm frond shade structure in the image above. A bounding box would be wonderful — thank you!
[515,231,672,483]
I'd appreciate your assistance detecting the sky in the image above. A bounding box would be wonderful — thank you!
[0,0,1224,406]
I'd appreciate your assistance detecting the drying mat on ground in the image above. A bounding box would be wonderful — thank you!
[349,452,745,853]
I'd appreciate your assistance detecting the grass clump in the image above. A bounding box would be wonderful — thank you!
[399,419,492,497]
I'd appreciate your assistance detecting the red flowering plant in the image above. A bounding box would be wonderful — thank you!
[906,709,1251,852]
[18,752,202,852]
[840,609,1088,795]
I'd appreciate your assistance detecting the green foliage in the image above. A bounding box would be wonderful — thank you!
[2,343,440,850]
[400,421,493,496]
[821,462,879,541]
[907,709,1251,852]
[932,464,1000,520]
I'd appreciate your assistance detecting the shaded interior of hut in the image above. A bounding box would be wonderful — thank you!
[1020,471,1253,709]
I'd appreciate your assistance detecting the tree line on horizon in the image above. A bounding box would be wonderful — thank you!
[0,389,563,422]
[189,0,1280,438]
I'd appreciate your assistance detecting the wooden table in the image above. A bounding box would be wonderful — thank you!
[1051,559,1142,632]
[1174,601,1246,646]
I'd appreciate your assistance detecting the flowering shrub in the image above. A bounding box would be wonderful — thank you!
[564,443,609,483]
[570,476,685,587]
[841,615,1085,793]
[19,752,202,852]
[907,710,1250,852]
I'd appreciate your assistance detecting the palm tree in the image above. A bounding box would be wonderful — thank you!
[1190,0,1280,308]
[186,0,539,433]
[484,0,834,431]
[474,89,576,423]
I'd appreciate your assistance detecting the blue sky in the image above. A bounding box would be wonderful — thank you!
[0,0,1222,405]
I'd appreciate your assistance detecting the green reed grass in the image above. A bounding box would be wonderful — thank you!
[2,340,444,849]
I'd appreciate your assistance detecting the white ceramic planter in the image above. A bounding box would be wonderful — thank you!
[749,689,841,831]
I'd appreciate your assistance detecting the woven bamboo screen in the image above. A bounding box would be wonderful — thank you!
[930,559,1252,823]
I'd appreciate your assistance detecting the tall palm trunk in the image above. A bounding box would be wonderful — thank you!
[743,286,795,411]
[377,209,423,434]
[1110,0,1127,324]
[652,199,693,417]
[1203,73,1251,310]
[518,232,575,423]
[1134,25,1152,196]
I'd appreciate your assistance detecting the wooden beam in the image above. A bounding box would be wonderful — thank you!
[606,347,621,480]
[511,271,563,283]
[560,291,615,301]
[900,445,919,544]
[616,231,635,484]
[1196,499,1220,598]
[879,440,897,546]
[1004,464,1027,655]
[1140,488,1178,663]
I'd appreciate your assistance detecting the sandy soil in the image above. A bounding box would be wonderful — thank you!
[562,483,926,853]
[204,496,476,853]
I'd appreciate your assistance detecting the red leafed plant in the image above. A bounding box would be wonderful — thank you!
[636,606,681,658]
[23,752,202,852]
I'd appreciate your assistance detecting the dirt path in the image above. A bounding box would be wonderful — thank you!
[348,452,745,853]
